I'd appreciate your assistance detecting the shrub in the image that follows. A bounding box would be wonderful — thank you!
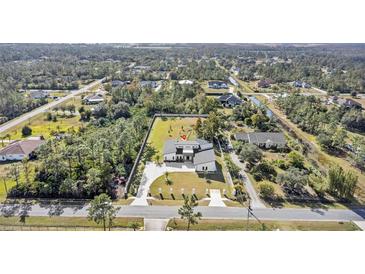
[258,182,275,200]
[21,125,32,137]
[251,161,277,181]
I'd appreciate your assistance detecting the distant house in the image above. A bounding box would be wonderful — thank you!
[257,80,272,88]
[0,139,45,161]
[228,76,239,87]
[83,94,104,104]
[134,65,151,70]
[234,132,286,149]
[293,81,311,89]
[338,98,362,109]
[218,94,242,108]
[178,80,194,85]
[163,139,216,172]
[230,66,240,75]
[28,90,48,99]
[208,81,228,89]
[140,81,158,89]
[293,81,303,88]
[302,82,311,88]
[111,80,130,87]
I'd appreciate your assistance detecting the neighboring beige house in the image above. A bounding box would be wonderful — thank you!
[163,139,216,172]
[0,139,45,161]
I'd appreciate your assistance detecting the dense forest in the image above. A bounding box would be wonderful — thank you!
[1,44,364,121]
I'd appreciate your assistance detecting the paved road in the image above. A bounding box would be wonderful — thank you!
[1,203,365,222]
[0,78,105,134]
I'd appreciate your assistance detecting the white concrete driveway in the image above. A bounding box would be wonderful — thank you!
[131,162,195,206]
[144,219,169,231]
[209,189,226,207]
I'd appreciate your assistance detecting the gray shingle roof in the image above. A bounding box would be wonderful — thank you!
[218,94,242,105]
[193,148,216,165]
[163,140,177,154]
[235,132,286,145]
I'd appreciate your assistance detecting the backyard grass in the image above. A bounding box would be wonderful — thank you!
[147,117,199,161]
[0,216,143,231]
[149,171,233,200]
[167,218,360,231]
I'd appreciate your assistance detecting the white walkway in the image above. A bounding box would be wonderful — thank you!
[131,162,195,206]
[208,189,226,207]
[144,219,169,231]
[354,221,365,231]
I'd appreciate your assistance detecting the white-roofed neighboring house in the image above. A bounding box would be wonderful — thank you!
[163,139,216,172]
[0,139,45,161]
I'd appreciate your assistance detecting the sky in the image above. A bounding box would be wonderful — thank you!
[1,0,364,43]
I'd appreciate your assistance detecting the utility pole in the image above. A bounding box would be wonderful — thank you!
[246,197,252,230]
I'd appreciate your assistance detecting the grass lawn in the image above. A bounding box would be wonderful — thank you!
[1,112,84,140]
[147,117,199,161]
[167,218,360,231]
[0,216,143,231]
[112,198,134,205]
[150,171,234,200]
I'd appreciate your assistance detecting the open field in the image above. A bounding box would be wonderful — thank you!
[167,218,360,231]
[1,112,84,140]
[0,95,88,141]
[149,171,234,200]
[147,117,199,161]
[0,216,143,231]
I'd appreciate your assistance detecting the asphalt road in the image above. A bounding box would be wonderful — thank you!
[0,78,105,134]
[1,203,364,222]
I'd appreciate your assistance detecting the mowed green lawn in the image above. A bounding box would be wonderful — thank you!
[150,171,233,200]
[0,216,143,231]
[167,219,360,231]
[147,117,199,161]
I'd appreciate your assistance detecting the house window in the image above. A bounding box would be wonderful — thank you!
[172,156,174,160]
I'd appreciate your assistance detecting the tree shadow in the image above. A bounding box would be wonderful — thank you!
[0,202,20,217]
